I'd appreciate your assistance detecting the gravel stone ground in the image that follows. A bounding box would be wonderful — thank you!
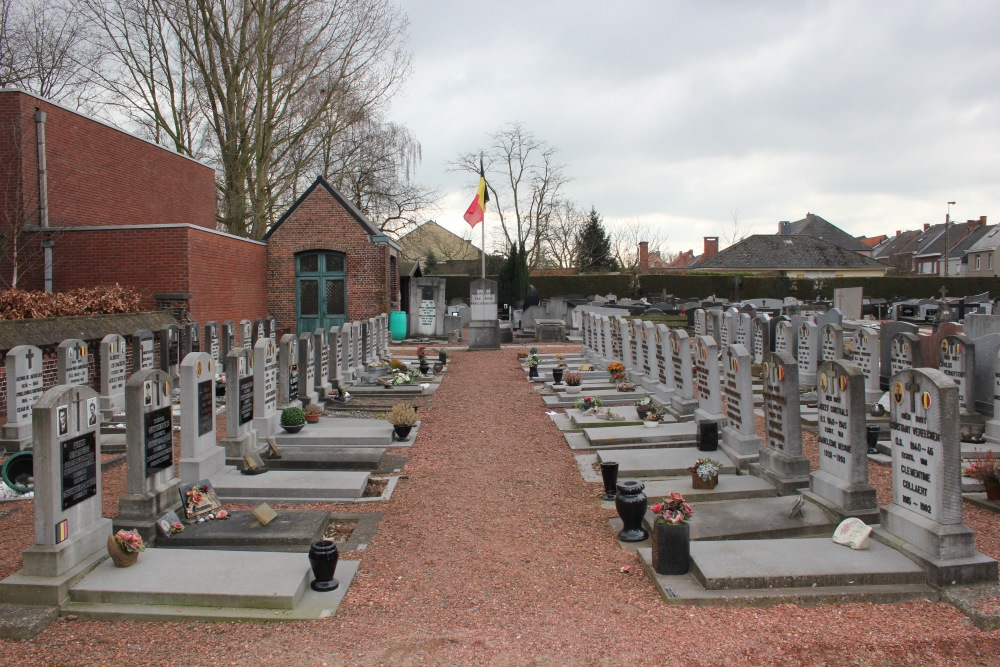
[0,346,998,665]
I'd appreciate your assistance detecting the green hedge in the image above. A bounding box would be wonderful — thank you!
[437,273,1000,305]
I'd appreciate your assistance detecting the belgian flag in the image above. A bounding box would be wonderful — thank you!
[463,160,489,227]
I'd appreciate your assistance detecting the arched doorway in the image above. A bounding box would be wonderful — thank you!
[296,251,346,334]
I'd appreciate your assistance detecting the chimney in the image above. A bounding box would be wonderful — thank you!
[778,221,791,235]
[981,215,988,226]
[923,223,930,231]
[895,230,901,237]
[704,236,719,258]
[638,241,649,272]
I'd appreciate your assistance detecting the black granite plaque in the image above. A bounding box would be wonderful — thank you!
[289,364,299,399]
[168,341,179,367]
[144,405,173,471]
[238,375,254,425]
[61,431,97,510]
[197,379,213,436]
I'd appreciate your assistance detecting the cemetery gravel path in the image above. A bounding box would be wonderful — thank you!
[2,347,1000,666]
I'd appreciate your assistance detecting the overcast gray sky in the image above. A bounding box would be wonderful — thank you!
[389,0,999,256]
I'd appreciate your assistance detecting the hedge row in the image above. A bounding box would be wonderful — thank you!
[440,273,1000,305]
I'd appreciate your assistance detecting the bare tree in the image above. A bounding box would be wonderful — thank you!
[721,209,753,249]
[0,0,100,104]
[540,200,586,269]
[607,217,669,269]
[453,122,570,267]
[0,119,50,288]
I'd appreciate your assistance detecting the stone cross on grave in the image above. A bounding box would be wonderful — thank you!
[25,347,36,369]
[71,391,85,433]
[939,286,948,300]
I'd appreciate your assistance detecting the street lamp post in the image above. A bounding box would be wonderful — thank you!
[944,201,956,277]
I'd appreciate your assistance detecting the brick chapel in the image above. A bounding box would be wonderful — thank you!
[0,89,400,336]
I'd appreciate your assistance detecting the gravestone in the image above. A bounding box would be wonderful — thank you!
[751,314,770,365]
[367,318,378,365]
[693,335,725,423]
[879,321,920,389]
[1,345,45,451]
[178,352,229,483]
[735,313,751,349]
[878,368,997,585]
[889,332,922,378]
[204,321,221,370]
[632,319,647,380]
[720,343,762,469]
[768,315,790,353]
[298,332,318,406]
[360,321,371,369]
[599,316,612,363]
[816,307,844,331]
[706,309,723,345]
[116,369,182,542]
[253,337,279,437]
[617,317,633,371]
[820,323,844,362]
[266,316,278,340]
[131,329,155,374]
[221,347,257,460]
[938,334,976,416]
[795,321,819,387]
[313,328,332,399]
[99,334,127,418]
[410,277,447,337]
[253,318,267,347]
[327,327,343,388]
[182,321,200,356]
[340,327,353,383]
[642,321,658,388]
[757,351,811,494]
[806,360,878,521]
[719,311,734,348]
[0,385,111,603]
[240,320,253,350]
[158,325,180,383]
[773,320,794,356]
[277,334,302,410]
[669,329,698,417]
[854,326,883,404]
[351,321,364,378]
[972,333,1000,417]
[610,317,623,363]
[832,287,863,320]
[653,324,675,396]
[57,339,89,386]
[220,321,236,360]
[693,309,707,337]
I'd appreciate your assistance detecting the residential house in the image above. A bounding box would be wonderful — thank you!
[780,213,872,256]
[693,234,889,278]
[964,223,1000,277]
[397,221,482,272]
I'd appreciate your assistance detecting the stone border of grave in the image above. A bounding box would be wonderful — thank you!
[355,475,400,503]
[328,512,383,552]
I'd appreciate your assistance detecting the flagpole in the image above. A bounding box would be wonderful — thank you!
[480,152,486,280]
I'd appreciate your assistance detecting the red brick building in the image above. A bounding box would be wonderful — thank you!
[0,89,398,335]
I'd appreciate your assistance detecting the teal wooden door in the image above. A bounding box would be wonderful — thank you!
[296,251,347,334]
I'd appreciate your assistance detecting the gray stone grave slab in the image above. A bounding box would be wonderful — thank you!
[57,339,89,387]
[204,322,221,370]
[116,369,182,542]
[209,467,369,502]
[939,334,976,416]
[298,332,318,406]
[220,321,236,360]
[0,385,112,606]
[639,475,778,504]
[964,313,1000,340]
[854,326,882,404]
[820,323,844,362]
[879,321,920,389]
[99,334,127,418]
[313,329,332,399]
[805,360,878,522]
[735,313,751,349]
[877,368,997,585]
[889,332,922,378]
[131,330,154,375]
[669,329,698,417]
[270,419,394,448]
[542,388,650,409]
[795,322,818,387]
[567,406,644,428]
[1,345,44,448]
[178,352,230,484]
[583,422,698,448]
[833,288,863,320]
[156,509,330,552]
[240,320,253,350]
[182,321,200,356]
[263,447,387,471]
[221,347,257,461]
[673,496,839,542]
[277,335,302,410]
[721,343,762,469]
[693,309,707,337]
[774,320,794,356]
[751,314,770,365]
[757,351,811,494]
[157,325,180,383]
[252,338,279,438]
[595,447,734,477]
[693,335,725,423]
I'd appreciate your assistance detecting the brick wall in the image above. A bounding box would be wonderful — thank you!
[266,182,397,335]
[186,226,267,323]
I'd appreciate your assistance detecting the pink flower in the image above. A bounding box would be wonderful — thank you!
[216,510,229,519]
[667,491,684,502]
[650,502,664,514]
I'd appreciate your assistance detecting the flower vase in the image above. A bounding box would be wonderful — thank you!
[566,385,581,395]
[985,480,1000,501]
[419,362,430,375]
[308,540,340,591]
[600,461,619,501]
[643,419,659,429]
[691,473,719,490]
[615,480,648,542]
[107,535,139,568]
[636,405,651,420]
[393,425,413,442]
[552,368,564,385]
[651,521,690,575]
[528,366,538,378]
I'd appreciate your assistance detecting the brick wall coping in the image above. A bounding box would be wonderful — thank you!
[22,222,267,246]
[0,311,178,350]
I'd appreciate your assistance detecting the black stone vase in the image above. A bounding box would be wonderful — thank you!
[615,480,648,542]
[600,461,619,501]
[866,424,880,454]
[552,368,564,384]
[439,350,448,364]
[528,365,538,378]
[651,521,690,575]
[419,362,430,375]
[393,425,413,442]
[308,540,340,591]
